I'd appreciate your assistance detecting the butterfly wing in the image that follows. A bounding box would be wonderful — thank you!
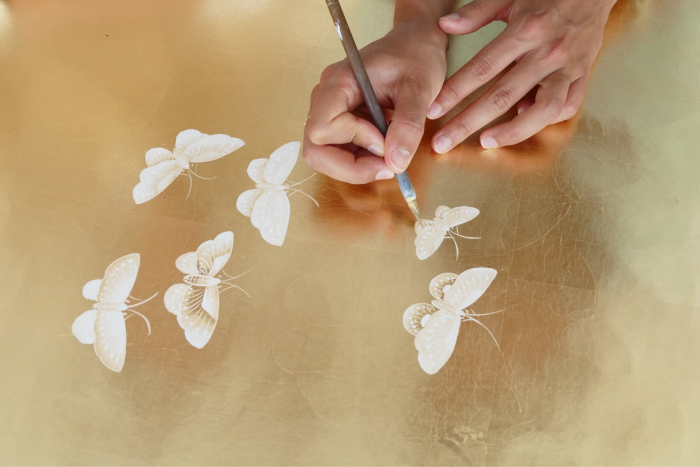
[133,160,182,204]
[202,285,220,320]
[145,148,174,167]
[247,159,268,184]
[176,285,217,349]
[175,129,208,151]
[175,252,198,275]
[196,231,233,277]
[444,267,497,310]
[414,225,446,260]
[95,254,140,304]
[262,142,300,185]
[165,283,189,315]
[72,310,97,344]
[429,273,459,300]
[251,190,290,246]
[414,310,461,375]
[403,303,438,336]
[82,279,102,301]
[441,206,480,228]
[93,310,127,372]
[236,189,264,217]
[181,132,245,164]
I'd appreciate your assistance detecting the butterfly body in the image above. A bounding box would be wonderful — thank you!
[414,205,480,260]
[184,274,221,287]
[403,268,498,375]
[256,182,288,192]
[93,302,128,312]
[430,298,458,315]
[172,149,190,170]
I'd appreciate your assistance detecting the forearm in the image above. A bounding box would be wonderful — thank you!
[393,0,455,46]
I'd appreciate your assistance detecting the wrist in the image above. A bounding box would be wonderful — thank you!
[390,19,450,50]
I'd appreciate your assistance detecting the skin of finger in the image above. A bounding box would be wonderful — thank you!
[307,111,386,153]
[438,0,512,36]
[430,30,529,119]
[307,77,386,152]
[433,53,560,151]
[384,80,435,173]
[552,74,588,123]
[480,71,571,146]
[301,139,387,185]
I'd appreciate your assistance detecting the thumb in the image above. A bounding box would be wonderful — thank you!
[438,0,512,35]
[384,80,432,173]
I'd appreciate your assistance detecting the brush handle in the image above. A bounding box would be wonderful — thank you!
[326,0,388,136]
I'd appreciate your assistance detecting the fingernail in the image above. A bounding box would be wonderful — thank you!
[440,13,460,21]
[434,135,452,154]
[427,102,443,119]
[368,144,384,157]
[375,167,395,181]
[517,107,524,115]
[392,148,411,172]
[481,136,498,149]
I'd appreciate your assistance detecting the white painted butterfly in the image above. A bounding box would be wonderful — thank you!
[403,268,500,375]
[236,142,317,247]
[133,129,245,204]
[164,232,248,349]
[414,205,480,260]
[72,254,155,372]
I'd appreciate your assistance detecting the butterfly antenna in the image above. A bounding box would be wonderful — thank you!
[185,171,193,200]
[287,173,316,188]
[450,228,481,240]
[125,309,152,336]
[288,189,319,207]
[219,283,251,298]
[189,168,216,181]
[447,231,460,260]
[129,292,158,308]
[221,269,252,280]
[464,308,505,318]
[463,315,500,350]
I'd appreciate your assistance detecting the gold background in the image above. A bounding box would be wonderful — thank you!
[1,0,699,464]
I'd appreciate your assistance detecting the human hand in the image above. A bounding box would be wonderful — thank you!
[428,0,617,152]
[303,22,448,184]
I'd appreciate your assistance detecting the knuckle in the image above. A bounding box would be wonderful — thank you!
[542,98,564,122]
[561,103,579,120]
[489,87,515,113]
[456,119,476,137]
[442,83,463,105]
[469,56,494,81]
[518,14,546,41]
[463,0,484,18]
[310,84,321,102]
[400,75,426,96]
[319,61,343,82]
[307,122,331,145]
[541,36,566,62]
[302,145,321,170]
[395,111,425,136]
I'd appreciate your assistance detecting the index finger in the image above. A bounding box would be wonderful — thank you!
[427,32,528,120]
[307,69,386,155]
[302,137,393,185]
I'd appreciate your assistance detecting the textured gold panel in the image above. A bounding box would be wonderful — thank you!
[1,0,699,464]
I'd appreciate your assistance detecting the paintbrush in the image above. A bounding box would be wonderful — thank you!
[325,0,422,222]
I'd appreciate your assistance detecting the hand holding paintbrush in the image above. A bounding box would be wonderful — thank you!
[302,0,451,190]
